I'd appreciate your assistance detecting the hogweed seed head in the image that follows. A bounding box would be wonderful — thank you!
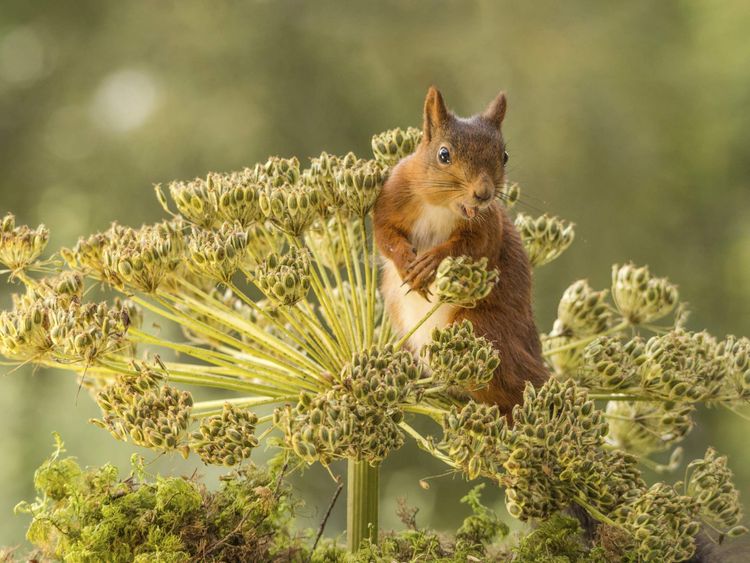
[497,182,521,208]
[0,213,49,272]
[581,336,641,391]
[191,403,259,466]
[611,263,678,324]
[555,280,612,337]
[421,320,499,390]
[685,448,745,536]
[371,126,422,166]
[257,181,321,236]
[614,483,699,562]
[542,333,586,378]
[334,157,387,216]
[606,400,693,455]
[253,247,311,306]
[514,213,575,268]
[187,222,250,284]
[435,256,498,307]
[91,365,193,454]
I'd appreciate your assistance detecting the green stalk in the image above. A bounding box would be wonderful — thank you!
[394,301,443,351]
[347,459,379,553]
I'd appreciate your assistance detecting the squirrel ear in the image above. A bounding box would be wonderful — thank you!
[423,86,448,142]
[482,91,508,129]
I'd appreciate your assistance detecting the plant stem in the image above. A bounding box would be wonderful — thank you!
[394,301,443,351]
[347,459,379,553]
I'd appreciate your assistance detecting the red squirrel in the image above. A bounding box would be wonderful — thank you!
[373,87,549,415]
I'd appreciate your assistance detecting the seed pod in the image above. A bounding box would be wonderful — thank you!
[514,213,575,267]
[435,256,498,307]
[370,126,422,166]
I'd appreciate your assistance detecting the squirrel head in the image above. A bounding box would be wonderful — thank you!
[413,86,509,220]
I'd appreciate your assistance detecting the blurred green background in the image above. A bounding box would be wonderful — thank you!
[1,0,749,550]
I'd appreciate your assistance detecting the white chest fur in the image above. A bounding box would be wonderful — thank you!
[381,203,459,352]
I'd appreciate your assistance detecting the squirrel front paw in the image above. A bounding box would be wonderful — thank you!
[402,248,447,300]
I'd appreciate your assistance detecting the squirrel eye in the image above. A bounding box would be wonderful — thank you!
[438,146,451,165]
[503,150,509,165]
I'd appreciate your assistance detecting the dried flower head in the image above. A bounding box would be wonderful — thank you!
[555,280,612,337]
[257,180,321,237]
[187,222,250,283]
[542,333,586,378]
[91,365,193,455]
[335,156,387,216]
[421,320,500,390]
[686,448,746,536]
[371,126,422,166]
[441,401,510,480]
[340,345,422,408]
[0,213,49,272]
[615,483,699,562]
[581,336,642,391]
[253,247,311,306]
[514,213,575,268]
[435,256,498,307]
[611,263,679,324]
[606,400,693,455]
[191,403,259,466]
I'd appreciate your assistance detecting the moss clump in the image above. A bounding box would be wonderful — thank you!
[14,436,303,562]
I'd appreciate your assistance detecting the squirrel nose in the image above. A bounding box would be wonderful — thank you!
[473,189,493,203]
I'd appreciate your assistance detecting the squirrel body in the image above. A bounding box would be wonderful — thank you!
[373,87,549,415]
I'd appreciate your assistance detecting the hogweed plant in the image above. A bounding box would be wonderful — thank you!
[1,125,748,561]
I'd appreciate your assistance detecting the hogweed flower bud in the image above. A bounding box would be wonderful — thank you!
[91,366,193,454]
[555,280,612,337]
[421,320,499,390]
[611,263,678,324]
[0,213,49,272]
[257,181,321,236]
[685,448,745,536]
[370,126,422,166]
[606,400,693,455]
[253,247,311,306]
[335,157,387,216]
[615,483,699,563]
[187,223,250,284]
[191,403,259,466]
[440,401,510,480]
[514,213,575,267]
[435,256,498,307]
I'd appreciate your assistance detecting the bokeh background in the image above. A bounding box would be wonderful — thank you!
[1,0,749,550]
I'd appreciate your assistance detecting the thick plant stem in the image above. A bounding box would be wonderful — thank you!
[347,460,379,552]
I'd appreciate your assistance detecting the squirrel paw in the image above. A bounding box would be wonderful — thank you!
[402,249,446,300]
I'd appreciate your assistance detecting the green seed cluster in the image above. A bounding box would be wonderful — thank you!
[258,180,322,237]
[421,320,500,390]
[514,213,575,268]
[441,402,510,480]
[305,151,345,212]
[614,483,700,563]
[370,126,422,166]
[65,221,185,293]
[187,222,250,283]
[191,403,259,466]
[334,155,387,216]
[92,366,193,455]
[0,213,49,272]
[435,256,499,307]
[686,447,746,536]
[502,379,644,521]
[253,247,311,306]
[612,263,678,324]
[719,335,750,401]
[582,336,642,390]
[0,296,52,360]
[340,345,422,408]
[606,400,694,455]
[554,280,612,337]
[276,389,404,466]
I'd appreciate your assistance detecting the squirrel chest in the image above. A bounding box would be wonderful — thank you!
[380,203,458,352]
